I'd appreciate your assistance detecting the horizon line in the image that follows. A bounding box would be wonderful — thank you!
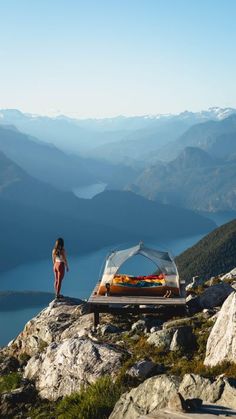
[0,105,236,121]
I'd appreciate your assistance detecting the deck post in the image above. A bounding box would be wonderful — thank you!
[93,308,100,329]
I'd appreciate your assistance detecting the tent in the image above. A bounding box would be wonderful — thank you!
[98,242,180,296]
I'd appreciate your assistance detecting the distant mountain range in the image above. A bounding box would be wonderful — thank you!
[176,218,236,282]
[127,115,236,212]
[127,146,236,212]
[157,113,236,161]
[0,107,235,164]
[0,151,215,271]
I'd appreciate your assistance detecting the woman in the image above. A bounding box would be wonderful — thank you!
[52,237,69,298]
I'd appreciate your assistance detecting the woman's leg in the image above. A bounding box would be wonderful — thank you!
[55,263,65,296]
[54,264,60,296]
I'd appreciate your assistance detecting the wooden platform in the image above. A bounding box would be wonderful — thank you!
[88,282,186,327]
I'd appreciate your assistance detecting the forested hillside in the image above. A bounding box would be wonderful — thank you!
[176,219,236,282]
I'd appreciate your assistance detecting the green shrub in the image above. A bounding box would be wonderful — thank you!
[0,372,22,393]
[56,376,125,419]
[27,401,56,419]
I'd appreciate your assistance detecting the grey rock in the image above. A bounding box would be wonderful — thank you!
[131,320,146,333]
[217,377,236,409]
[109,375,181,419]
[109,373,236,419]
[24,337,125,400]
[168,392,188,412]
[147,329,175,350]
[163,318,193,330]
[179,374,224,403]
[100,324,122,335]
[6,298,93,357]
[199,282,234,309]
[126,360,157,379]
[170,326,196,352]
[204,291,236,367]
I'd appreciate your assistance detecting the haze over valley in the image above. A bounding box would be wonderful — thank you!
[1,107,236,275]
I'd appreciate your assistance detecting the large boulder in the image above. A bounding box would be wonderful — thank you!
[109,375,180,419]
[24,337,125,400]
[199,283,234,309]
[6,297,93,357]
[204,291,236,367]
[179,374,224,403]
[216,377,236,409]
[109,373,236,419]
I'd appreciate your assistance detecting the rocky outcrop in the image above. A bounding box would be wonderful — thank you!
[110,373,236,419]
[217,377,236,409]
[24,337,125,400]
[179,374,224,402]
[6,297,93,357]
[186,282,234,314]
[109,375,180,419]
[199,283,234,309]
[204,291,236,367]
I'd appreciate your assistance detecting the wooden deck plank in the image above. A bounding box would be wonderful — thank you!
[88,297,186,306]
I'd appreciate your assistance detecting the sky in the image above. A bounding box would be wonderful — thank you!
[0,0,235,118]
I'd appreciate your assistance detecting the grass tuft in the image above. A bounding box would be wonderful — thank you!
[56,376,125,419]
[0,372,22,394]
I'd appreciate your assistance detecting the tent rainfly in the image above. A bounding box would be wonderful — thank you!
[98,242,181,296]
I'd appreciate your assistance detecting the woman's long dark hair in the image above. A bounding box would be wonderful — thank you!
[53,237,64,256]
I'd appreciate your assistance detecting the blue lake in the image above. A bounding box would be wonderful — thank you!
[0,235,203,346]
[73,182,107,199]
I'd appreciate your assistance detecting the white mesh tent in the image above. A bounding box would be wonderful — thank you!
[98,242,180,295]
